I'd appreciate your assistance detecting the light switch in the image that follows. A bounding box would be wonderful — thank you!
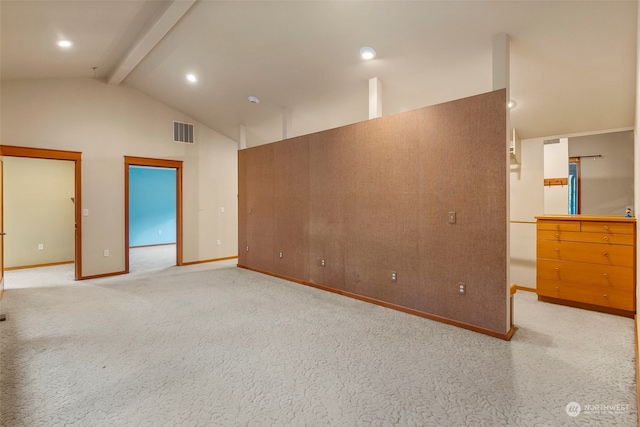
[448,212,456,224]
[220,207,225,213]
[38,243,44,251]
[83,209,89,217]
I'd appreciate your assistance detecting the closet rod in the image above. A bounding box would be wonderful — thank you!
[573,154,602,159]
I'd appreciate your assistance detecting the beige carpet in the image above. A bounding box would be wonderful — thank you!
[0,246,636,426]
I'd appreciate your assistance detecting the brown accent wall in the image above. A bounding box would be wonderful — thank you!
[239,90,508,334]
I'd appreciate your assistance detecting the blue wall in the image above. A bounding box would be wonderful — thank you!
[129,166,176,246]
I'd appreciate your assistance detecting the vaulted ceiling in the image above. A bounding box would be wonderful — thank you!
[1,0,637,147]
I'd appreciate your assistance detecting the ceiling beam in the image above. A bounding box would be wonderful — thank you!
[108,0,198,86]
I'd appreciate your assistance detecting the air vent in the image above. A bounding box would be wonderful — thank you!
[173,121,194,144]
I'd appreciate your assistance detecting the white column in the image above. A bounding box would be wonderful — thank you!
[369,77,382,119]
[634,1,640,317]
[282,108,292,140]
[493,32,512,333]
[238,124,247,150]
[492,33,510,94]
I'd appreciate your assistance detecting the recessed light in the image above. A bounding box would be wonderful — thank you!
[186,74,197,83]
[57,40,72,48]
[508,100,517,109]
[248,96,260,104]
[360,46,376,60]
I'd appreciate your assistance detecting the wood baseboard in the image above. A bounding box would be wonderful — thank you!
[5,261,74,271]
[79,270,127,280]
[78,256,238,280]
[515,285,536,293]
[238,264,516,341]
[182,256,238,266]
[537,295,635,318]
[130,243,176,249]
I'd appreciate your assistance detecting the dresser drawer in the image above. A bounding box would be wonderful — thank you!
[581,221,635,235]
[537,239,634,267]
[538,278,634,311]
[537,230,634,245]
[537,259,634,290]
[537,220,581,232]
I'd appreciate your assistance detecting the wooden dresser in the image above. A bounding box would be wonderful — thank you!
[536,215,636,317]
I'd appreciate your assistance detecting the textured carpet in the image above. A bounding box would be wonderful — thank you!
[0,250,636,426]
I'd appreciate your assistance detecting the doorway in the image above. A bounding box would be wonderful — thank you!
[124,156,183,273]
[568,157,581,214]
[0,145,82,280]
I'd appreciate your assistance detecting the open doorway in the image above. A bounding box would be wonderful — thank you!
[0,145,82,280]
[124,156,183,274]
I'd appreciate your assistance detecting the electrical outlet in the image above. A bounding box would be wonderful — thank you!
[246,245,250,252]
[391,271,397,282]
[103,249,109,257]
[458,282,466,295]
[448,212,456,224]
[279,251,283,259]
[318,258,326,267]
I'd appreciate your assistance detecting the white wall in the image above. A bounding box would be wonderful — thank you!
[1,78,238,277]
[4,157,75,268]
[569,130,634,216]
[509,138,544,289]
[543,138,569,214]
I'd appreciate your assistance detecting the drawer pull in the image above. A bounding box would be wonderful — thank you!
[603,252,608,257]
[603,236,609,241]
[603,294,608,299]
[555,225,560,229]
[555,233,560,238]
[555,287,559,292]
[555,267,560,272]
[603,273,609,278]
[603,225,609,230]
[555,248,559,253]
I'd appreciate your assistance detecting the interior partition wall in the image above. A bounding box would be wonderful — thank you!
[238,90,509,338]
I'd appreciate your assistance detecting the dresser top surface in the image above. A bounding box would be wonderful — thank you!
[536,214,636,223]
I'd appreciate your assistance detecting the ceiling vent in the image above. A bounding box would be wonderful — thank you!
[173,121,194,144]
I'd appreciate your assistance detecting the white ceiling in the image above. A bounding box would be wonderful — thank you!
[1,0,637,147]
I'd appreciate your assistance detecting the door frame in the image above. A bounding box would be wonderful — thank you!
[0,145,83,280]
[124,156,183,272]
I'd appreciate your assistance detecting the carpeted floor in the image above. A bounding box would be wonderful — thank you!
[0,246,636,426]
